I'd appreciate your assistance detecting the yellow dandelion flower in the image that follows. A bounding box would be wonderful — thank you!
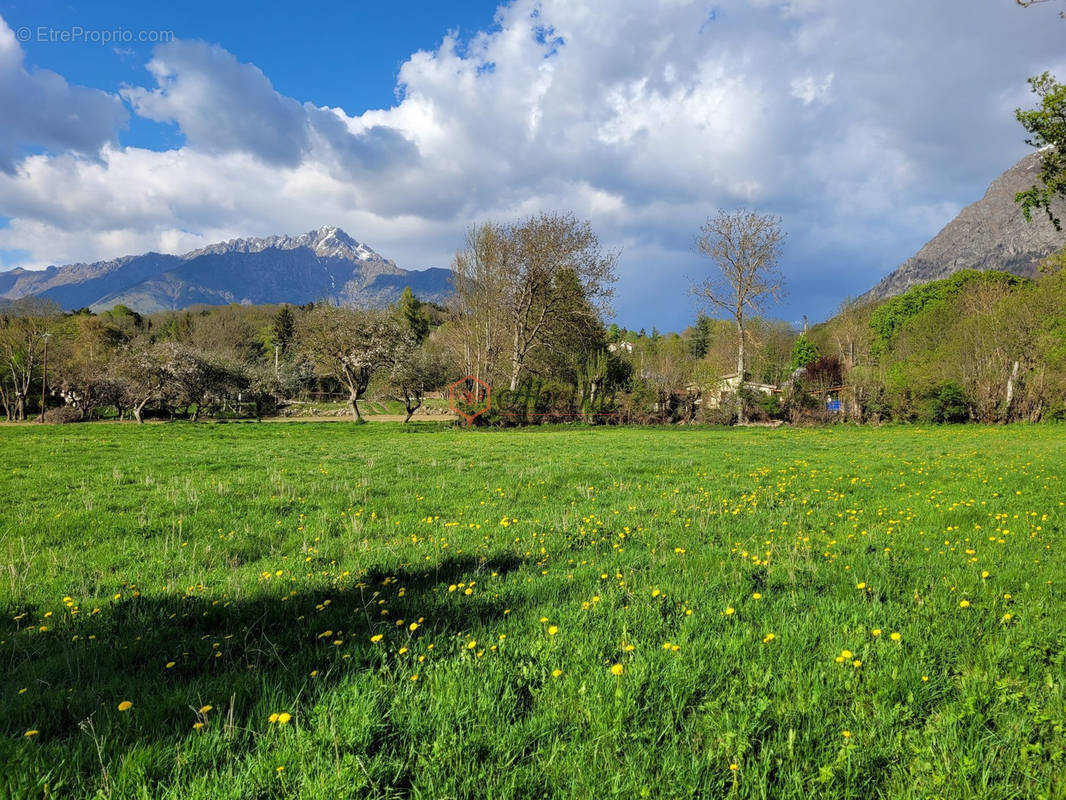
[467,640,477,649]
[762,632,776,643]
[193,722,205,730]
[729,763,738,771]
[370,634,383,643]
[852,659,862,668]
[552,669,563,677]
[165,661,176,669]
[841,650,853,659]
[871,629,881,637]
[752,593,762,600]
[547,626,558,636]
[200,705,213,714]
[117,701,133,712]
[276,766,285,773]
[310,670,319,677]
[268,713,279,724]
[959,600,971,609]
[856,582,866,590]
[409,622,419,632]
[889,632,901,642]
[842,730,851,738]
[725,607,735,616]
[24,730,38,737]
[610,663,624,676]
[277,712,292,725]
[410,674,419,681]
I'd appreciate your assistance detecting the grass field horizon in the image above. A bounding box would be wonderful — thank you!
[2,423,1064,798]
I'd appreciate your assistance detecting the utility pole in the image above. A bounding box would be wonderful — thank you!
[39,332,51,423]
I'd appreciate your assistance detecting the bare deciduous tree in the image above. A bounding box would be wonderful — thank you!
[690,209,786,422]
[450,212,618,392]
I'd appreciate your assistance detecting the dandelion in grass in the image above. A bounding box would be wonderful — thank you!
[762,632,776,643]
[277,712,292,725]
[200,705,212,714]
[725,607,735,616]
[841,730,852,738]
[610,663,624,676]
[729,763,738,772]
[752,593,762,600]
[547,626,558,636]
[871,629,881,637]
[890,632,901,642]
[370,634,383,643]
[193,722,205,731]
[117,701,133,711]
[24,730,38,737]
[552,669,563,677]
[959,600,971,609]
[268,713,279,724]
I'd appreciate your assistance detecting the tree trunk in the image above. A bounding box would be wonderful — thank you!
[1005,360,1020,418]
[348,390,362,422]
[735,317,746,425]
[509,329,523,391]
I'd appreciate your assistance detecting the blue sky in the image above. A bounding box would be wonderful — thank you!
[0,0,1064,330]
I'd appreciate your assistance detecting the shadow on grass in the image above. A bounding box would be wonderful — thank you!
[1,553,522,751]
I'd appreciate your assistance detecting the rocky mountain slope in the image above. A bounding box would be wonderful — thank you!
[0,226,452,312]
[860,152,1066,303]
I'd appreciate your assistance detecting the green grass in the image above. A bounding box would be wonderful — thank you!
[1,422,1064,799]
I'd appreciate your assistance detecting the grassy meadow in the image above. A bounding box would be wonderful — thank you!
[1,422,1065,799]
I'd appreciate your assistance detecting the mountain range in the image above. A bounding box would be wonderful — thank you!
[0,226,453,313]
[2,154,1063,317]
[859,152,1066,304]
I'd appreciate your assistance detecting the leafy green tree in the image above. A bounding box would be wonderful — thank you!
[688,315,713,359]
[1015,72,1066,229]
[789,334,819,371]
[397,287,431,344]
[271,306,296,354]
